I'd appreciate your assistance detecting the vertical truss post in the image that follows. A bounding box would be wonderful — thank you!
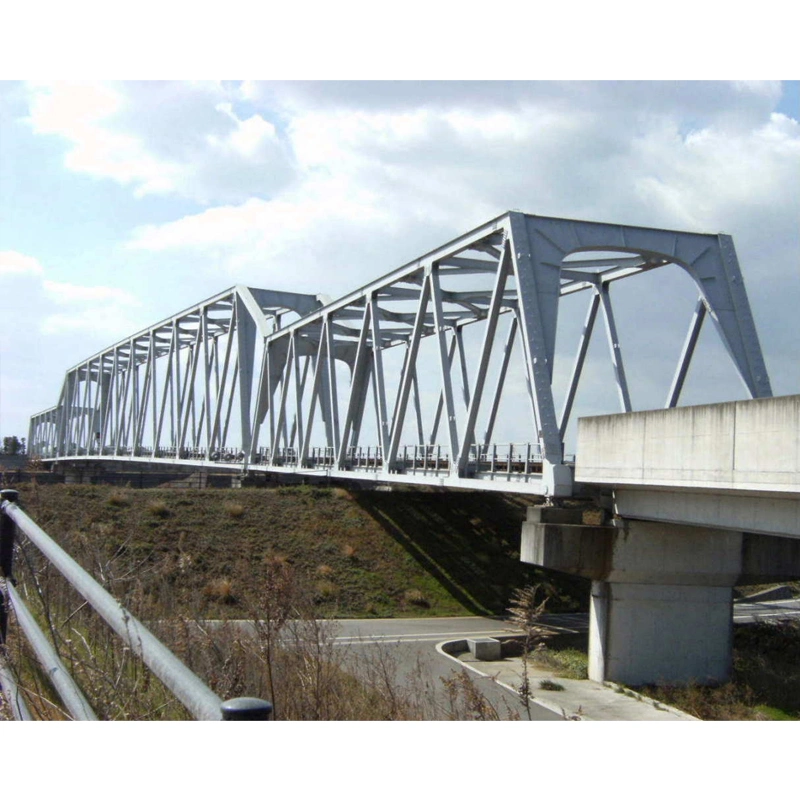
[180,328,202,454]
[337,304,372,467]
[293,339,310,452]
[235,293,257,459]
[507,213,566,493]
[411,369,425,446]
[154,326,176,455]
[149,332,159,452]
[386,276,430,470]
[369,296,390,456]
[299,326,328,466]
[429,329,458,446]
[272,337,295,461]
[323,315,341,452]
[454,328,471,410]
[56,374,72,456]
[97,361,111,453]
[482,315,518,447]
[210,306,237,453]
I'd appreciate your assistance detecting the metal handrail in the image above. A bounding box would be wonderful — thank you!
[5,580,97,720]
[0,489,271,721]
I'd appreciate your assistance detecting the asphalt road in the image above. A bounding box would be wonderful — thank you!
[327,616,564,720]
[213,597,800,721]
[732,597,800,623]
[324,599,800,720]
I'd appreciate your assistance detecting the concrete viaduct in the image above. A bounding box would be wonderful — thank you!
[523,394,800,686]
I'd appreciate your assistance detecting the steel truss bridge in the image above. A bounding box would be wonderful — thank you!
[28,212,772,497]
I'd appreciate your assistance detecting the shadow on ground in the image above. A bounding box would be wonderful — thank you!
[352,488,590,616]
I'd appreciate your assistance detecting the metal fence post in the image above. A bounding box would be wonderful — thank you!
[1,489,19,644]
[220,696,273,720]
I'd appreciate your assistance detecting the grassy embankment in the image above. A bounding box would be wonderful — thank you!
[11,481,798,721]
[11,481,587,619]
[0,480,589,720]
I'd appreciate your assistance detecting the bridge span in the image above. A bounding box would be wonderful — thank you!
[27,211,792,689]
[28,211,771,498]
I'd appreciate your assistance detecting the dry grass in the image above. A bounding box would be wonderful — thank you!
[223,502,245,518]
[0,481,590,720]
[635,620,800,720]
[203,578,237,604]
[106,491,130,508]
[3,529,514,721]
[146,499,169,518]
[403,589,430,608]
[341,543,357,560]
[12,483,580,620]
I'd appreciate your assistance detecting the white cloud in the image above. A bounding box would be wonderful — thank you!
[24,81,294,204]
[0,250,44,277]
[123,86,799,302]
[42,279,136,306]
[0,251,142,339]
[6,80,798,440]
[40,280,141,336]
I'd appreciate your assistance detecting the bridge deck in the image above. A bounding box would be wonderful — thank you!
[575,394,800,536]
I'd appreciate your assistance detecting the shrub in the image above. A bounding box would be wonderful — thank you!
[403,589,430,608]
[146,500,169,518]
[107,492,130,507]
[223,502,245,518]
[314,580,338,600]
[341,543,357,560]
[203,578,237,604]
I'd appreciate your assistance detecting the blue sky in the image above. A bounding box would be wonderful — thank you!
[1,80,798,444]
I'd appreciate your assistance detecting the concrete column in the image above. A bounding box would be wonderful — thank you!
[521,507,747,686]
[590,519,741,686]
[590,580,734,686]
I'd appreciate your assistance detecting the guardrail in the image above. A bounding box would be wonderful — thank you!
[0,488,272,721]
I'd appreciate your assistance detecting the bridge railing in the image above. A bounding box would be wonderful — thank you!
[0,489,272,721]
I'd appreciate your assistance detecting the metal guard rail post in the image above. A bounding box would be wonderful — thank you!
[0,489,272,721]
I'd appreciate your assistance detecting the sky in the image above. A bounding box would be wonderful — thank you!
[2,78,798,447]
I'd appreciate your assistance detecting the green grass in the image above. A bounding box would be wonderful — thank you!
[637,620,800,720]
[13,482,589,620]
[530,647,589,680]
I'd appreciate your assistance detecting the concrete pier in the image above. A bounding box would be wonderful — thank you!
[522,506,800,686]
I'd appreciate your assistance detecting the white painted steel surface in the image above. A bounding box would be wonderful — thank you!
[29,212,772,497]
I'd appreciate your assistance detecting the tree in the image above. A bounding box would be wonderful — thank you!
[2,436,25,455]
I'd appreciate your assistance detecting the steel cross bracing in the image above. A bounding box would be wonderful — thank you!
[29,212,772,497]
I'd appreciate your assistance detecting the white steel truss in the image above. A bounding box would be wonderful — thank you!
[29,212,772,497]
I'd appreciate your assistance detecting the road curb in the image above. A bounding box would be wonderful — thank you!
[435,638,581,720]
[436,636,698,721]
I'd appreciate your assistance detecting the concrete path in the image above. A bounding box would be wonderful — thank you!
[444,643,697,721]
